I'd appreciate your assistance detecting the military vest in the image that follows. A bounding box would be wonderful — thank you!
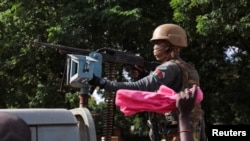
[152,59,206,141]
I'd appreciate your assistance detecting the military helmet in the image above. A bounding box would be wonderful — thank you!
[150,24,187,47]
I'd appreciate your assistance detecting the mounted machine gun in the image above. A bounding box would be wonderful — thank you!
[30,40,160,141]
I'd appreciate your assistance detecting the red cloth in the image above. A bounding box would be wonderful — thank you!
[115,85,203,116]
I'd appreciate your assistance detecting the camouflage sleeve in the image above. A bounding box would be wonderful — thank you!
[104,60,182,92]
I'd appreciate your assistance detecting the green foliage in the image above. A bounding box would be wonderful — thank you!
[1,0,250,139]
[170,0,250,124]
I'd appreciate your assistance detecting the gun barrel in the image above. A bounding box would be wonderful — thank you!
[30,40,91,55]
[30,41,159,69]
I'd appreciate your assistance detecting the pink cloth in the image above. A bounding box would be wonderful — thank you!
[115,85,203,116]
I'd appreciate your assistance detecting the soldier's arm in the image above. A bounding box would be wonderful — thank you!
[176,85,197,141]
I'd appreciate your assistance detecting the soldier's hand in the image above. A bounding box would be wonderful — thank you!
[130,65,148,81]
[176,85,197,116]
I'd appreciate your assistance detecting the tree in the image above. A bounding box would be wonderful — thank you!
[0,0,174,137]
[1,0,249,138]
[170,0,250,124]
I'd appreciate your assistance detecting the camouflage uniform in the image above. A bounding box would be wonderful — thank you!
[104,59,206,141]
[163,59,206,141]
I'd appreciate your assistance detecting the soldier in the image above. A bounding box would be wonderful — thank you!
[89,23,206,141]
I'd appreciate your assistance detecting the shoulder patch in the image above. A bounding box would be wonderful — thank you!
[152,69,163,79]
